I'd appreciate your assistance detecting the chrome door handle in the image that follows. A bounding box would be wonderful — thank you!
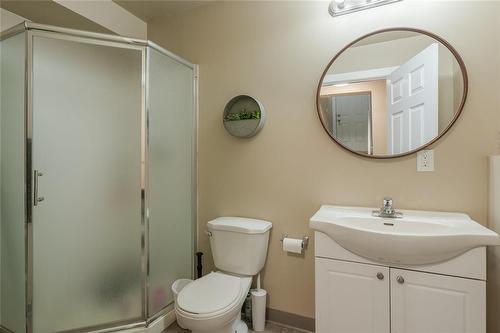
[34,170,44,206]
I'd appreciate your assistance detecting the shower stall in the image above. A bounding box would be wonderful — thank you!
[0,23,197,333]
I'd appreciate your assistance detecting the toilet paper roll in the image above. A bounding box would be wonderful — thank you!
[283,238,303,254]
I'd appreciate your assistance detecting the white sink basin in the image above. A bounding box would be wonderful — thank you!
[310,205,500,265]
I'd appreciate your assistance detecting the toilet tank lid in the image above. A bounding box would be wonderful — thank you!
[208,217,272,234]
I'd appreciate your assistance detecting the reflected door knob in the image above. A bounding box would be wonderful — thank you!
[397,276,405,284]
[376,272,384,280]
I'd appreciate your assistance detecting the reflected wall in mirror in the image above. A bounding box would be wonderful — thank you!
[317,28,468,158]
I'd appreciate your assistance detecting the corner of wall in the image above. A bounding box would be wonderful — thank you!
[147,15,183,58]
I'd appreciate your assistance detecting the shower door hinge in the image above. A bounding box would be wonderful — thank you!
[27,303,33,319]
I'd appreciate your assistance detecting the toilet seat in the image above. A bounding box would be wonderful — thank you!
[177,271,251,316]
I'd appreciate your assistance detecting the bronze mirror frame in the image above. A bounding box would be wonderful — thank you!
[316,27,469,159]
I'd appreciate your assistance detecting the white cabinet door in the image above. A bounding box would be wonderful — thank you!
[315,258,390,333]
[391,268,485,333]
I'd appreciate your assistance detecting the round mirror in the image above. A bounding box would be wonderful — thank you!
[316,28,468,158]
[223,95,266,138]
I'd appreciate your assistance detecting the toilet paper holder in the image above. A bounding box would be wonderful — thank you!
[280,233,309,250]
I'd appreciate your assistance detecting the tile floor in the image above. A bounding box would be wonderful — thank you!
[164,321,311,333]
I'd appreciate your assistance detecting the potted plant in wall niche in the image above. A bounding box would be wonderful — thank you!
[223,95,266,138]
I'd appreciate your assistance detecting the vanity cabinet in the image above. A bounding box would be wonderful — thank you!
[314,232,487,333]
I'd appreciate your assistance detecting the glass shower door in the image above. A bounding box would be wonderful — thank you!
[0,31,27,333]
[147,48,195,315]
[31,33,144,332]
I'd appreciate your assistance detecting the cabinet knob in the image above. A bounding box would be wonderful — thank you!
[396,276,405,284]
[376,272,384,280]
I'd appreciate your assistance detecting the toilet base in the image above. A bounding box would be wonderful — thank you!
[235,319,248,333]
[190,317,248,333]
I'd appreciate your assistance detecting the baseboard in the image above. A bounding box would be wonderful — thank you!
[266,308,315,332]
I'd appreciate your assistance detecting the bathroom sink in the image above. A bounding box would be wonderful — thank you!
[310,205,500,265]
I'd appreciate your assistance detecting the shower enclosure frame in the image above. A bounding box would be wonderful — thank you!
[0,22,198,333]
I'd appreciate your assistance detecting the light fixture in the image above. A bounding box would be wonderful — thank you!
[335,0,346,9]
[333,83,350,87]
[329,0,402,17]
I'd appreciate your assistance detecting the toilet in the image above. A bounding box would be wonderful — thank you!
[175,217,272,333]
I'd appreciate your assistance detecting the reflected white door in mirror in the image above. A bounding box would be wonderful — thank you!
[387,43,438,154]
[309,205,500,333]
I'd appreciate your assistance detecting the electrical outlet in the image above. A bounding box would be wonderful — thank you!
[417,149,434,172]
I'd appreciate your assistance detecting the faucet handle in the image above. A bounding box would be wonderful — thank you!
[383,197,393,207]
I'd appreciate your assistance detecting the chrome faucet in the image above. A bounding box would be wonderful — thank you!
[372,197,403,218]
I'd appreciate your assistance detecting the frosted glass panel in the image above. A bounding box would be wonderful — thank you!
[148,48,194,314]
[0,32,26,333]
[32,35,143,332]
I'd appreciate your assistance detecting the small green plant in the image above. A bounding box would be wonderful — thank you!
[224,110,261,122]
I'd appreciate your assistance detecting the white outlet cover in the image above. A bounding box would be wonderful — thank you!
[417,149,434,172]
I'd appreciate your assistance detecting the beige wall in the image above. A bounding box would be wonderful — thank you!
[54,0,147,38]
[321,80,388,155]
[0,8,25,32]
[148,0,500,328]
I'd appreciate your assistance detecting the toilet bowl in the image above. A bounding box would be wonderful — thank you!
[175,271,252,333]
[175,217,272,333]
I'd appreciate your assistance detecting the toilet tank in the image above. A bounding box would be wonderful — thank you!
[207,217,272,276]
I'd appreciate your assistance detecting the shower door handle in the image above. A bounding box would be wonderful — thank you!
[34,170,45,206]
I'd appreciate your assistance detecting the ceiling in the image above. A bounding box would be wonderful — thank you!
[1,0,213,35]
[113,0,211,22]
[0,0,113,33]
